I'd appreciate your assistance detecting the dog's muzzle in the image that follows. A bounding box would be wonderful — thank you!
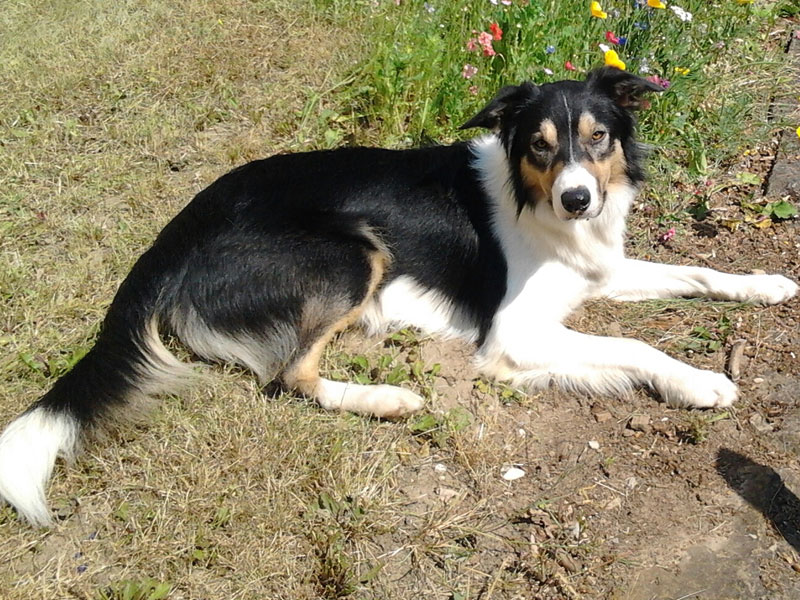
[552,164,602,220]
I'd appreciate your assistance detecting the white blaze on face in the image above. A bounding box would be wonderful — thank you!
[551,163,602,220]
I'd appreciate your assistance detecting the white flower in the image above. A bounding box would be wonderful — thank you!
[598,43,611,53]
[670,5,693,22]
[461,63,478,79]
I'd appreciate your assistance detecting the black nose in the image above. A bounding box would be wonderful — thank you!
[561,187,591,214]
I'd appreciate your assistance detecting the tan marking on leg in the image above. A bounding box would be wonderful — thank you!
[283,246,389,396]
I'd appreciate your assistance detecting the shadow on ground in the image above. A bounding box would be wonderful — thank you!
[716,448,800,553]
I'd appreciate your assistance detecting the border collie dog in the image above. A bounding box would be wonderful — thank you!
[1,68,797,525]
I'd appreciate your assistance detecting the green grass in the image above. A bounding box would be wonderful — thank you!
[313,1,785,159]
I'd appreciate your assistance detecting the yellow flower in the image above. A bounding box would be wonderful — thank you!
[647,0,666,8]
[604,49,626,71]
[591,1,607,19]
[796,126,800,140]
[674,66,690,75]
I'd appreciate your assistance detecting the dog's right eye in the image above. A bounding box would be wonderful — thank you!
[532,138,549,151]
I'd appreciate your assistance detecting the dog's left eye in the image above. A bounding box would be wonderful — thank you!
[532,138,550,151]
[591,130,606,142]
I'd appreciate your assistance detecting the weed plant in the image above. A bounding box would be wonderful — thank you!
[315,0,785,179]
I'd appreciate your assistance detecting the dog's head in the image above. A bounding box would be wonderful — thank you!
[462,67,663,220]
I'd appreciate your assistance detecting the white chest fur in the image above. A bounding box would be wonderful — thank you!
[471,135,635,364]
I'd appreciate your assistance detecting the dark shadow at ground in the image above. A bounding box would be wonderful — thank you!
[716,448,800,553]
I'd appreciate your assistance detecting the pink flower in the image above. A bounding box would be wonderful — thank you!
[565,61,576,71]
[477,31,496,56]
[605,31,620,44]
[466,37,479,52]
[461,63,478,79]
[469,85,479,95]
[658,227,676,244]
[490,22,503,41]
[645,74,670,89]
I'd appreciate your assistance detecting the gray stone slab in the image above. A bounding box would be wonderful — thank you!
[766,32,800,199]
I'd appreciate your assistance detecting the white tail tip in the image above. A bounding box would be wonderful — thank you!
[0,408,78,526]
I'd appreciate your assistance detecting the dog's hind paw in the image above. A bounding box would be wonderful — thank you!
[368,386,425,419]
[315,379,424,419]
[661,370,738,409]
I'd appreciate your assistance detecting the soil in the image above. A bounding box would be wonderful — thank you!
[332,139,800,599]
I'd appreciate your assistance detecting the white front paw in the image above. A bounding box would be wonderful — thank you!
[743,274,798,305]
[660,370,738,409]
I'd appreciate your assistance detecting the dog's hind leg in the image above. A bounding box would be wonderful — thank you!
[281,245,424,419]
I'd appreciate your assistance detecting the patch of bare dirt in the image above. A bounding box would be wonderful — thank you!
[329,206,800,599]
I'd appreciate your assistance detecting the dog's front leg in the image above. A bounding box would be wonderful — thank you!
[477,324,737,408]
[598,259,798,304]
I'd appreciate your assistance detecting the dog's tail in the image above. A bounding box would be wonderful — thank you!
[0,251,191,526]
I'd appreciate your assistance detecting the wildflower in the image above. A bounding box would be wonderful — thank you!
[469,85,479,95]
[658,227,676,244]
[591,1,607,19]
[543,67,554,75]
[466,38,479,52]
[478,31,496,56]
[633,21,649,30]
[796,125,800,140]
[545,44,556,54]
[462,63,478,79]
[604,49,626,70]
[639,57,651,73]
[735,0,753,4]
[423,2,435,13]
[674,66,690,75]
[669,5,692,21]
[646,74,670,88]
[617,36,627,46]
[490,22,503,41]
[565,61,576,71]
[605,31,620,44]
[647,0,666,8]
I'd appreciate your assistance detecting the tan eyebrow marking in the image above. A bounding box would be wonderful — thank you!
[539,118,558,147]
[578,111,600,139]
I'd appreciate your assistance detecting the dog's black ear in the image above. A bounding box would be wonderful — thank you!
[460,83,538,132]
[586,66,664,110]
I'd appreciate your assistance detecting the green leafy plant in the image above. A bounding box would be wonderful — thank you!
[681,314,732,354]
[408,406,473,448]
[96,579,171,600]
